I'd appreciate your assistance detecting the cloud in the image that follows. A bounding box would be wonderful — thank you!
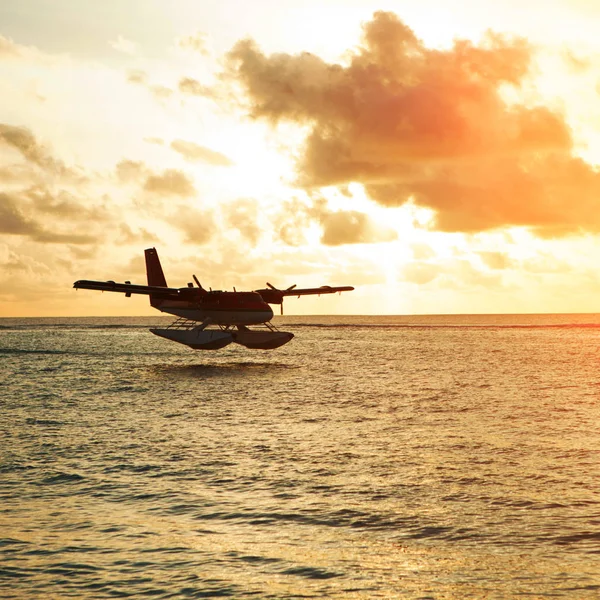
[0,247,59,289]
[170,139,233,166]
[167,205,214,244]
[176,32,210,56]
[178,77,215,98]
[520,253,573,274]
[127,69,148,85]
[0,124,109,246]
[403,258,503,288]
[411,243,436,260]
[109,35,139,56]
[30,230,95,244]
[0,192,94,244]
[150,85,173,99]
[0,164,32,184]
[274,196,396,246]
[0,123,65,173]
[67,245,98,260]
[0,35,47,61]
[143,169,196,197]
[403,261,441,285]
[227,11,600,236]
[118,224,159,245]
[479,251,511,269]
[223,198,260,244]
[24,186,111,222]
[126,70,173,100]
[320,210,397,245]
[144,137,164,146]
[274,197,312,246]
[116,159,147,183]
[0,192,37,235]
[0,35,22,58]
[562,49,591,73]
[116,160,197,200]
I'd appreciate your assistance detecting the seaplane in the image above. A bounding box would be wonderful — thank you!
[73,248,354,350]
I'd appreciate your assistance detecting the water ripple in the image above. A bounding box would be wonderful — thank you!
[3,315,600,598]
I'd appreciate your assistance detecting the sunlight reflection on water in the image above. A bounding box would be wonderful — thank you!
[2,315,600,598]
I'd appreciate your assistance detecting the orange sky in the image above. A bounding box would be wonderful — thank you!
[2,0,600,316]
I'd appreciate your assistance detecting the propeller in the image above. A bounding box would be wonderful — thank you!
[266,283,296,315]
[192,275,205,292]
[266,283,297,291]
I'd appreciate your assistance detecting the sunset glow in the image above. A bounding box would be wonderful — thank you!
[3,0,600,316]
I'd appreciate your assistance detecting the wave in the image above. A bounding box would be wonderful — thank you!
[0,324,153,331]
[0,348,72,355]
[287,322,600,330]
[5,322,600,332]
[40,472,86,485]
[3,316,600,331]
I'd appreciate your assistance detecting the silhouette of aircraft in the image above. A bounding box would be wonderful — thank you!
[74,248,354,350]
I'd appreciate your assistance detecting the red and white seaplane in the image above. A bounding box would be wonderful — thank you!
[73,248,354,350]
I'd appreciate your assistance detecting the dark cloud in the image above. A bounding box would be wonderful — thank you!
[0,123,65,173]
[0,192,94,244]
[170,139,232,166]
[227,11,600,236]
[0,125,110,245]
[25,186,111,222]
[0,192,37,235]
[143,169,196,197]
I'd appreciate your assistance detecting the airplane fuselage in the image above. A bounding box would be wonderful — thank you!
[152,290,274,325]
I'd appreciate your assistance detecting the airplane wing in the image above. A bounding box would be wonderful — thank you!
[279,285,355,296]
[73,280,193,300]
[255,284,354,305]
[74,279,354,305]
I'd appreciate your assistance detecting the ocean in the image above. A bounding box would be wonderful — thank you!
[2,314,600,598]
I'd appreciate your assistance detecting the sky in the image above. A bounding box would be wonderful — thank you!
[2,0,600,316]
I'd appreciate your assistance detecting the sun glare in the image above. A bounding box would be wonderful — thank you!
[3,0,600,316]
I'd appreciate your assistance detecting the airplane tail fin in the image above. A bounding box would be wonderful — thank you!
[145,247,167,307]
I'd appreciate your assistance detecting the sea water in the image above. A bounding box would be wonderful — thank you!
[1,315,600,598]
